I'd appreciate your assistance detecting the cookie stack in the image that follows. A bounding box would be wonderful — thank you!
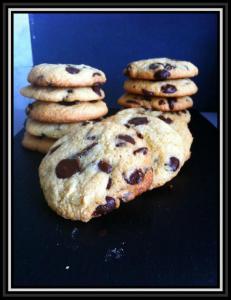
[20,63,108,153]
[118,58,198,114]
[39,107,193,223]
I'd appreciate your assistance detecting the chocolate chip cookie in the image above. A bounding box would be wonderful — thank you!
[26,100,108,123]
[118,93,193,111]
[124,58,198,80]
[39,121,153,222]
[27,63,106,87]
[124,79,198,98]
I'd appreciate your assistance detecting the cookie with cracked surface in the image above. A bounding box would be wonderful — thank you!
[26,100,108,123]
[124,79,198,98]
[124,58,198,80]
[118,93,193,111]
[22,132,56,154]
[25,118,103,139]
[20,85,105,102]
[107,108,185,189]
[39,121,153,222]
[27,63,106,87]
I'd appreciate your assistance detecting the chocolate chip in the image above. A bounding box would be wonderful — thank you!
[166,157,180,172]
[25,103,33,116]
[155,69,170,80]
[126,99,139,105]
[92,72,101,77]
[164,63,175,70]
[159,99,166,105]
[124,169,145,185]
[161,84,177,94]
[149,63,163,70]
[49,144,61,155]
[59,101,79,106]
[142,89,154,97]
[116,142,126,147]
[167,98,177,110]
[92,85,101,96]
[125,124,130,129]
[93,196,116,217]
[158,115,173,124]
[66,66,80,74]
[77,142,98,157]
[117,134,136,145]
[67,89,73,93]
[87,136,96,140]
[136,132,143,139]
[128,117,149,126]
[81,121,90,126]
[98,160,112,174]
[106,178,112,190]
[133,147,148,155]
[55,158,81,179]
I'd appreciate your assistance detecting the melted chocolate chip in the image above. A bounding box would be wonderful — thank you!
[49,144,61,155]
[149,63,163,70]
[133,147,148,155]
[106,177,112,190]
[158,115,173,124]
[167,98,177,110]
[92,85,102,96]
[158,99,166,105]
[142,89,154,97]
[59,101,79,106]
[116,142,126,147]
[128,117,149,126]
[125,124,130,129]
[164,63,175,70]
[66,66,80,74]
[92,72,101,77]
[167,157,180,172]
[98,160,112,174]
[155,69,170,80]
[93,196,116,217]
[136,132,144,139]
[77,142,98,156]
[124,169,145,185]
[161,84,177,94]
[117,134,135,145]
[55,158,81,179]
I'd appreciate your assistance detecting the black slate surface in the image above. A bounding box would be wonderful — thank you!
[12,110,219,288]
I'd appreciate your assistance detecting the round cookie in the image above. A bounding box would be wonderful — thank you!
[25,118,103,139]
[39,122,153,222]
[22,132,56,154]
[26,100,108,123]
[124,79,198,98]
[124,58,198,80]
[118,93,193,111]
[27,63,106,87]
[20,85,105,102]
[107,108,185,189]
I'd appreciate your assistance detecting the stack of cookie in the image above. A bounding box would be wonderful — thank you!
[118,58,198,114]
[20,63,108,153]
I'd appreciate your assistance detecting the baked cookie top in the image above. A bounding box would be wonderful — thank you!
[107,108,185,189]
[124,57,198,80]
[39,121,153,222]
[124,78,198,98]
[27,63,106,87]
[20,85,105,102]
[118,93,193,111]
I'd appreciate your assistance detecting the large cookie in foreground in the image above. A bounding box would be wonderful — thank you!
[124,57,198,80]
[39,122,153,222]
[27,63,106,87]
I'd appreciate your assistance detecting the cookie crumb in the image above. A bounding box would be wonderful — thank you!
[65,265,70,270]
